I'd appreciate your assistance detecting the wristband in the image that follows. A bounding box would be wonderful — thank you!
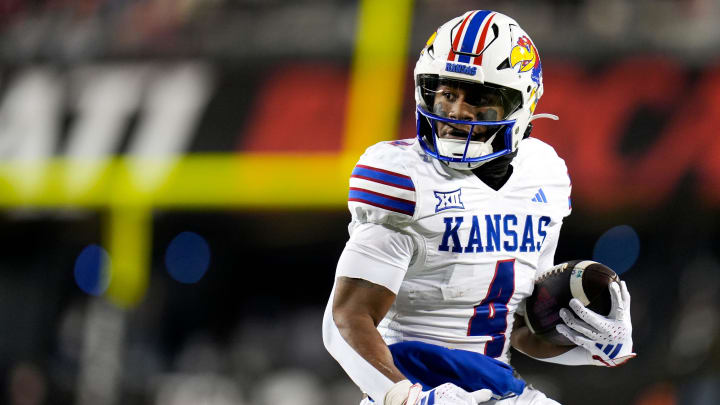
[536,346,591,366]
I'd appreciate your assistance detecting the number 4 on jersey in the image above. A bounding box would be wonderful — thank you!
[467,259,515,358]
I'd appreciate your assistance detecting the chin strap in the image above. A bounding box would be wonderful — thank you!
[529,113,559,122]
[435,131,497,170]
[479,132,497,155]
[524,113,559,139]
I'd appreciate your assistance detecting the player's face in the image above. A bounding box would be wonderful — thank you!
[432,84,505,142]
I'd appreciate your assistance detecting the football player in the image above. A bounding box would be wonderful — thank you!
[323,10,635,405]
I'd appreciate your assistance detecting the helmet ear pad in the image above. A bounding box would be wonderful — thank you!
[523,123,533,139]
[494,126,513,152]
[417,111,434,151]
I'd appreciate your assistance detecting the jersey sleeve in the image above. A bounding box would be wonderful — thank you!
[325,168,418,403]
[536,169,568,277]
[347,143,417,227]
[557,169,572,219]
[517,138,572,219]
[540,142,572,220]
[337,222,415,294]
[514,139,572,278]
[536,218,562,278]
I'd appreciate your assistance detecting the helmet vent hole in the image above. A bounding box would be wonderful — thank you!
[496,58,511,70]
[427,44,435,58]
[526,86,531,93]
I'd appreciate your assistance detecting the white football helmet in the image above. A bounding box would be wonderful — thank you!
[415,10,556,170]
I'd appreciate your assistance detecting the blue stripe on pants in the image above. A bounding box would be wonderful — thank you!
[389,341,526,398]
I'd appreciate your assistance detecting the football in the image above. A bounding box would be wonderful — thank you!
[524,260,619,346]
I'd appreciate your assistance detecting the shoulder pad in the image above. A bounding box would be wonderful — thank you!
[347,142,418,225]
[516,138,572,217]
[516,138,569,182]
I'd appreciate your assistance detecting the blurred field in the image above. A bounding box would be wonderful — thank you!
[0,1,719,404]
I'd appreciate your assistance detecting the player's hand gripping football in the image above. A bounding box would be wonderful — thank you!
[555,280,636,367]
[385,380,493,405]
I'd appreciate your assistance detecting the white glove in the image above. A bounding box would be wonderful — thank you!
[385,380,491,405]
[556,280,636,367]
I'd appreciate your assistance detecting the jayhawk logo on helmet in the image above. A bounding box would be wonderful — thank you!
[510,36,539,73]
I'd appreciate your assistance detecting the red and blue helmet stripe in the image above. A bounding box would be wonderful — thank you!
[447,10,496,67]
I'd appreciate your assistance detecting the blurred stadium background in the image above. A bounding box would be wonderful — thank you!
[0,0,719,404]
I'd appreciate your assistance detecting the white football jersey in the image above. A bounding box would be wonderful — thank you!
[345,137,571,364]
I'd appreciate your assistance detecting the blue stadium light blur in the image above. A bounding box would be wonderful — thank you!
[165,231,211,284]
[592,225,640,275]
[74,244,111,296]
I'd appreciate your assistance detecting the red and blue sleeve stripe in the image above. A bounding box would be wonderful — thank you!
[348,188,415,216]
[351,165,415,191]
[349,164,416,216]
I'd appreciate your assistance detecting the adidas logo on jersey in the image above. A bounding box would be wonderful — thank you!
[531,188,548,203]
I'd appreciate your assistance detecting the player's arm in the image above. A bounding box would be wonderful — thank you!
[528,209,634,367]
[510,209,603,364]
[331,276,406,383]
[553,280,636,367]
[325,278,486,404]
[512,285,636,367]
[322,222,483,404]
[321,222,414,403]
[511,216,574,359]
[510,314,574,359]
